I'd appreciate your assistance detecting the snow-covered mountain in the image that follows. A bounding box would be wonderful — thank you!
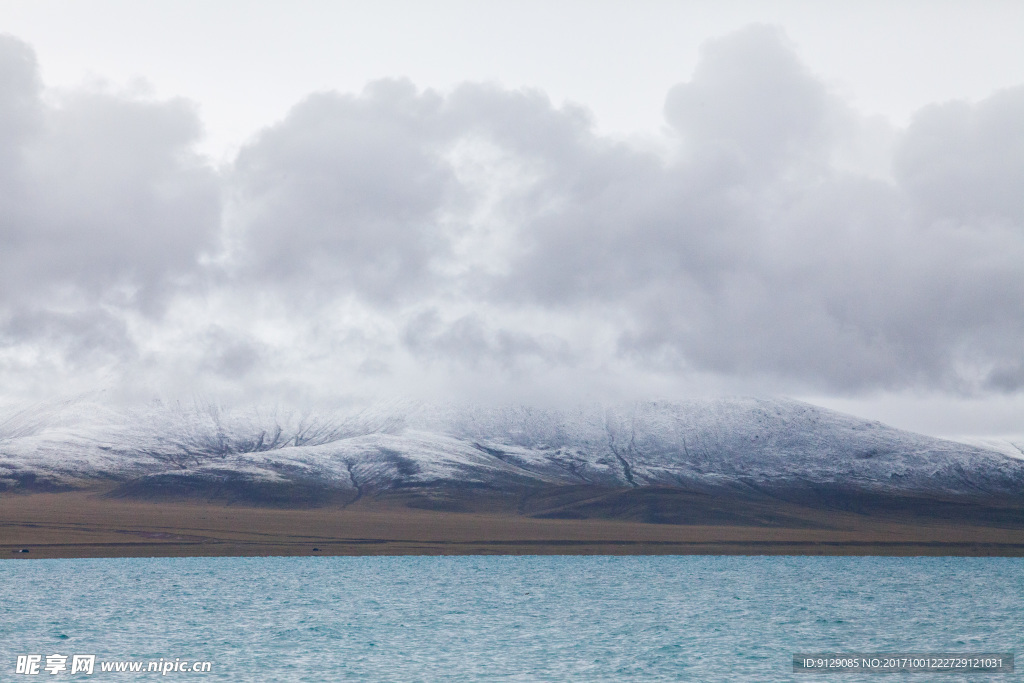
[1,397,1022,517]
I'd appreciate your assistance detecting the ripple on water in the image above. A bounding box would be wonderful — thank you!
[0,556,1020,682]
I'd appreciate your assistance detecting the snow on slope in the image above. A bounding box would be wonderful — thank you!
[1,396,1022,500]
[952,437,1024,462]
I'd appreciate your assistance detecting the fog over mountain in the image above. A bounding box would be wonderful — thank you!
[0,25,1023,435]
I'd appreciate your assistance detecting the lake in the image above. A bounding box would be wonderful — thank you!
[1,556,1020,680]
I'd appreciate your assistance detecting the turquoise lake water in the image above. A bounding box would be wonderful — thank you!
[1,556,1020,681]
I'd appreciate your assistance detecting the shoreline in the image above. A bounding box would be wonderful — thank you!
[3,491,1023,559]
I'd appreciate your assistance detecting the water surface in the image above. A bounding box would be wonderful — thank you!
[1,556,1020,680]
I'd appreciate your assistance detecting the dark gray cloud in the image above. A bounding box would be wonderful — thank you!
[2,26,1023,405]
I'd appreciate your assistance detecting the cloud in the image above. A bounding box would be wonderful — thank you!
[664,24,834,178]
[1,307,134,367]
[225,80,454,305]
[0,33,220,390]
[402,309,572,371]
[1,27,1023,405]
[895,86,1024,226]
[468,25,1024,395]
[197,325,264,379]
[0,33,219,328]
[0,35,41,172]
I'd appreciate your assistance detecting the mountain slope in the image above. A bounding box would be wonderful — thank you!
[1,397,1021,523]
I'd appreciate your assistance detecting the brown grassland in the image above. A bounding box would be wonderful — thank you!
[2,489,1023,559]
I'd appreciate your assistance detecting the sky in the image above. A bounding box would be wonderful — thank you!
[1,1,1023,436]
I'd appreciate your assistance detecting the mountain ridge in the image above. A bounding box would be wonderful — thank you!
[2,397,1022,524]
